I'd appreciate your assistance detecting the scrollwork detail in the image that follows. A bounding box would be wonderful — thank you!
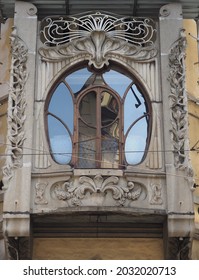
[39,12,157,68]
[51,175,145,206]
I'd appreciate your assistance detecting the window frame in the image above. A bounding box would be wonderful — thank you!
[45,63,152,169]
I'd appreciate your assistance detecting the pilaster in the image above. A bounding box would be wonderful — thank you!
[2,1,37,259]
[159,4,194,242]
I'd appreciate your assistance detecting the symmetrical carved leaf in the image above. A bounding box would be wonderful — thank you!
[39,12,157,68]
[52,175,144,206]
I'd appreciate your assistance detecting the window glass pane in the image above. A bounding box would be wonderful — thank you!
[78,120,96,168]
[48,115,72,164]
[49,82,74,133]
[103,70,132,97]
[124,84,147,134]
[101,121,119,168]
[65,68,92,94]
[125,117,148,165]
[101,91,118,126]
[79,91,96,127]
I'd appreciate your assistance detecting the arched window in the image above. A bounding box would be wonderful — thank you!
[46,66,151,168]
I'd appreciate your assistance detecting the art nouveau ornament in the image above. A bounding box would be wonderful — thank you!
[2,27,28,184]
[50,175,146,207]
[39,12,157,68]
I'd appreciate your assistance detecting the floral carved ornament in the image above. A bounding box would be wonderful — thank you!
[51,175,146,207]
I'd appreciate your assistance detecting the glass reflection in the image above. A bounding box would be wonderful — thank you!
[101,91,118,126]
[101,121,119,168]
[65,68,92,94]
[124,84,147,134]
[79,91,96,127]
[103,70,132,97]
[78,120,96,168]
[49,82,74,133]
[48,115,72,164]
[125,117,148,165]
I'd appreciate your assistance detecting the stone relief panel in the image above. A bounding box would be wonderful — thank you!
[32,174,166,211]
[34,182,48,205]
[150,183,163,205]
[51,175,146,207]
[168,29,187,169]
[2,27,28,184]
[168,29,194,188]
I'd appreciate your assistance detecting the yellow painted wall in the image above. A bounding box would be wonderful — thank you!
[0,18,13,99]
[33,238,164,260]
[0,19,13,184]
[184,19,199,259]
[0,101,7,183]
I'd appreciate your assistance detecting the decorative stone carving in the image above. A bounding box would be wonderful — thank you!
[39,12,157,68]
[51,175,146,207]
[2,27,28,184]
[168,29,188,169]
[159,6,171,17]
[150,183,163,205]
[168,29,195,189]
[34,182,48,205]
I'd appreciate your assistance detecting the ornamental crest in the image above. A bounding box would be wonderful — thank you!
[39,12,157,68]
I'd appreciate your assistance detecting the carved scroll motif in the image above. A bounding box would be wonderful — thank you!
[39,12,157,68]
[2,27,28,183]
[51,175,145,207]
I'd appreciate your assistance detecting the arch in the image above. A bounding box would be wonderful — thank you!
[45,61,152,168]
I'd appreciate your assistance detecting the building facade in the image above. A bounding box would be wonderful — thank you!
[0,0,199,259]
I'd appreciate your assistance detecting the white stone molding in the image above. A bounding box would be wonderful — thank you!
[2,27,28,184]
[39,12,157,69]
[51,175,146,207]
